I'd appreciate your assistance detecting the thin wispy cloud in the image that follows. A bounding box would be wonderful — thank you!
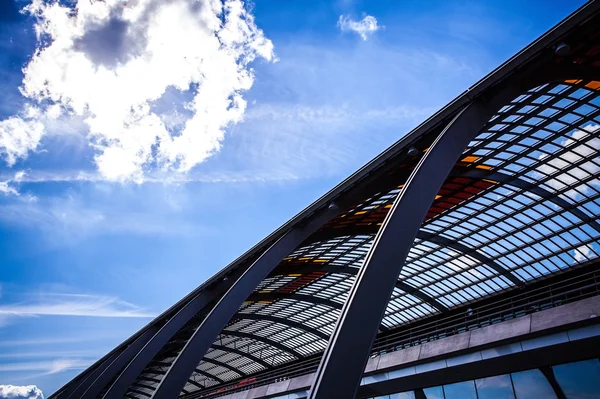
[0,358,90,375]
[337,14,381,40]
[0,293,153,320]
[0,350,99,360]
[0,0,274,182]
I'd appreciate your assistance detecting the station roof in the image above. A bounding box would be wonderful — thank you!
[52,2,600,398]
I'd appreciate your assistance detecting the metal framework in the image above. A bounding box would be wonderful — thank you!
[50,2,600,399]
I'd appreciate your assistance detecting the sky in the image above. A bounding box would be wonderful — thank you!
[0,0,588,397]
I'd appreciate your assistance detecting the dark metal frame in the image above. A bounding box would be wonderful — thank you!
[193,263,600,398]
[308,97,507,399]
[151,207,342,398]
[49,3,600,398]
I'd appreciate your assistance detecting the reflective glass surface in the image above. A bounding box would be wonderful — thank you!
[476,375,516,399]
[390,392,416,399]
[375,360,600,399]
[422,386,444,399]
[443,381,478,399]
[553,359,600,399]
[502,369,556,399]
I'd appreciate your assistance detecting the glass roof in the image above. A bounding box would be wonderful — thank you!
[119,77,600,399]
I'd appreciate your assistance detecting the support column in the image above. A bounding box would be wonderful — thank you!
[54,352,118,399]
[71,327,157,399]
[102,269,244,398]
[307,98,505,399]
[151,205,340,399]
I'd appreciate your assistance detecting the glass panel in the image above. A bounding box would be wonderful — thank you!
[443,381,477,399]
[423,386,444,399]
[512,369,557,399]
[553,359,600,399]
[476,374,516,399]
[390,392,415,399]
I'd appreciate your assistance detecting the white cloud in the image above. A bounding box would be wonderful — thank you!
[337,14,381,40]
[0,0,274,182]
[0,171,33,198]
[574,244,597,263]
[0,293,153,320]
[0,181,19,197]
[536,124,600,200]
[0,385,43,399]
[0,114,44,167]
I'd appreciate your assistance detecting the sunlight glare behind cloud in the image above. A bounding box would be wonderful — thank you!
[0,0,274,182]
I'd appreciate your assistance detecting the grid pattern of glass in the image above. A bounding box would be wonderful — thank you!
[117,58,600,398]
[121,78,600,399]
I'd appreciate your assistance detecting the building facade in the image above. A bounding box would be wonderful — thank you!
[52,2,600,398]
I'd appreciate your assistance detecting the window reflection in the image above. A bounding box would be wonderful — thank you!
[367,360,600,399]
[390,392,415,399]
[476,374,515,399]
[553,359,600,399]
[511,369,557,399]
[422,386,444,399]
[443,381,477,399]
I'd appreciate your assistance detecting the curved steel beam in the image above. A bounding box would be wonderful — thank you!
[394,280,449,312]
[300,222,521,288]
[201,357,246,377]
[460,169,600,234]
[232,313,329,340]
[78,326,159,399]
[246,292,342,310]
[129,388,152,398]
[132,382,157,392]
[269,264,449,313]
[102,264,245,399]
[541,367,567,399]
[194,368,225,384]
[137,377,162,385]
[210,344,271,369]
[55,351,119,399]
[308,92,515,398]
[220,329,304,359]
[417,231,522,286]
[184,379,204,390]
[151,206,341,399]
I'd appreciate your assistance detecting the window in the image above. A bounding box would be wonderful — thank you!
[553,359,600,399]
[443,381,477,399]
[422,386,444,399]
[475,374,515,399]
[511,369,557,399]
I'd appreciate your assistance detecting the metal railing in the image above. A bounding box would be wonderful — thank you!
[188,266,600,399]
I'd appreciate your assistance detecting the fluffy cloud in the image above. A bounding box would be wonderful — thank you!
[337,14,380,40]
[0,112,44,167]
[0,0,274,182]
[0,385,43,399]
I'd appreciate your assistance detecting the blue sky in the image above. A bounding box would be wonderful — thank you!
[0,0,587,396]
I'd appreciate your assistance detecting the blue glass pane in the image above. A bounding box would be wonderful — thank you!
[390,392,415,399]
[444,381,478,399]
[553,360,600,399]
[512,369,557,399]
[476,374,516,399]
[423,386,444,399]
